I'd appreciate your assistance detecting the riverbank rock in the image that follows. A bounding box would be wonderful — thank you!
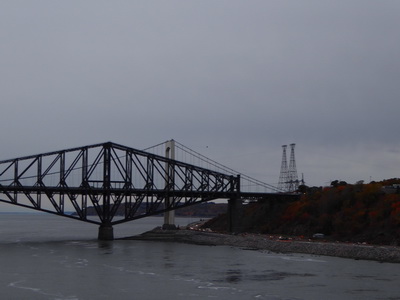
[123,227,400,263]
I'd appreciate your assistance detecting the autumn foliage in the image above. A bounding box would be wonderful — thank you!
[204,179,400,245]
[282,180,400,244]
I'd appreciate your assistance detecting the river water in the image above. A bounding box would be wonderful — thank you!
[0,214,399,300]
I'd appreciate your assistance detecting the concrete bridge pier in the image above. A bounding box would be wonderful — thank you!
[228,197,243,233]
[163,205,177,230]
[163,139,177,230]
[98,223,114,240]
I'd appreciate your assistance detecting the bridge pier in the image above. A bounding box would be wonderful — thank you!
[163,208,177,230]
[228,197,243,233]
[98,224,114,240]
[163,139,176,230]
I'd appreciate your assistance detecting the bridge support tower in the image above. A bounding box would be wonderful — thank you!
[98,143,115,240]
[163,139,177,230]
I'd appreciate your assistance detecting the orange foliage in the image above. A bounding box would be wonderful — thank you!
[369,210,379,218]
[390,202,400,225]
[257,181,400,243]
[281,201,306,222]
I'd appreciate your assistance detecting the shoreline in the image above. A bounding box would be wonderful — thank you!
[122,227,400,263]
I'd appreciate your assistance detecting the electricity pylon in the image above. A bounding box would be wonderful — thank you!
[278,145,288,191]
[278,143,299,192]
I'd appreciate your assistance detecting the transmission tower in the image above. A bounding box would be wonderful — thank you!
[278,145,288,191]
[287,143,299,192]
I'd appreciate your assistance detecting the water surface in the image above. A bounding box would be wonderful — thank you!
[0,214,398,299]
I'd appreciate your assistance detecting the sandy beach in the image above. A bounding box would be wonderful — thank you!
[124,227,400,263]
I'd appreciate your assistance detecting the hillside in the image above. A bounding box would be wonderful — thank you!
[203,179,400,245]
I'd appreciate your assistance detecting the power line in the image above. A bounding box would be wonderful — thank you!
[174,141,282,193]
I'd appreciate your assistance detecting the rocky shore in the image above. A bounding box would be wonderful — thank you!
[123,227,400,263]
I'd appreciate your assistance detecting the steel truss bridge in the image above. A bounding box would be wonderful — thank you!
[0,141,297,239]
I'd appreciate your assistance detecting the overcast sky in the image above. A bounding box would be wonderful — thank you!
[1,0,400,189]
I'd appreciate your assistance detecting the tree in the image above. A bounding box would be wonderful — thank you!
[331,180,347,187]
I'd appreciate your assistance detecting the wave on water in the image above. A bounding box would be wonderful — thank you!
[279,256,327,263]
[9,280,78,300]
[259,253,327,263]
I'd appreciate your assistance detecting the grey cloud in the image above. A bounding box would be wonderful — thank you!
[1,0,400,187]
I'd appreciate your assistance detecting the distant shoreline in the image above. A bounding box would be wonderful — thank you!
[123,227,400,264]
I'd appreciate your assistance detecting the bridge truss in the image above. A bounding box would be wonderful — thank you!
[0,142,242,226]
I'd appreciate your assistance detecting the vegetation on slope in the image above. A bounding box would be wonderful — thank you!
[203,179,400,245]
